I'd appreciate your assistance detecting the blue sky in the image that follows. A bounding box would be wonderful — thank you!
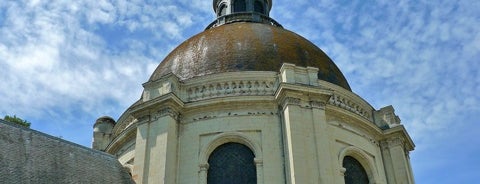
[0,0,478,183]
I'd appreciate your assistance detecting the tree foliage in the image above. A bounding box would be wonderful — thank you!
[3,115,31,128]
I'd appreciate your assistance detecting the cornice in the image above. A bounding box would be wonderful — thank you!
[326,109,384,145]
[130,93,184,117]
[105,123,137,154]
[184,96,275,110]
[380,125,415,151]
[183,72,278,102]
[275,82,332,109]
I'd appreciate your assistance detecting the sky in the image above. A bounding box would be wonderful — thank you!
[0,0,478,183]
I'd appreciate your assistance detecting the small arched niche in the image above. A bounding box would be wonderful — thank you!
[254,0,265,14]
[218,3,227,16]
[233,0,247,13]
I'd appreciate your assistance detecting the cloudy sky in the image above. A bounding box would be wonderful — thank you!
[0,0,478,183]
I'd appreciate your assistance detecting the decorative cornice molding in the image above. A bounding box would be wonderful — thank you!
[328,94,372,121]
[130,93,184,115]
[186,79,277,102]
[275,82,332,109]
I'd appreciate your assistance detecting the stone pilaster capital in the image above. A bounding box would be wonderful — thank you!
[282,97,301,107]
[380,136,405,149]
[309,100,326,109]
[154,107,180,120]
[388,136,405,147]
[136,115,151,125]
[380,140,389,150]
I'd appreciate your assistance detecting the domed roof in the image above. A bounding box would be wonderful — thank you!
[93,116,115,127]
[149,22,351,91]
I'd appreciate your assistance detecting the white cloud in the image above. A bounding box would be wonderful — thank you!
[0,0,207,123]
[278,0,479,140]
[0,0,478,182]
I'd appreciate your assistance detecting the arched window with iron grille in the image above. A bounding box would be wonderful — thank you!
[343,156,369,184]
[207,142,257,184]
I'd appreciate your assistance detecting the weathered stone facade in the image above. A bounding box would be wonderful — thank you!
[99,64,414,184]
[94,1,415,183]
[0,120,133,184]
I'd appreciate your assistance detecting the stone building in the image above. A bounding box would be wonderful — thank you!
[93,0,415,183]
[0,119,133,184]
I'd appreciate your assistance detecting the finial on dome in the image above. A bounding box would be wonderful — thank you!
[207,0,281,29]
[213,0,272,17]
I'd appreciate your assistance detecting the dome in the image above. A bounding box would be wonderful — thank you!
[93,116,115,128]
[149,22,351,91]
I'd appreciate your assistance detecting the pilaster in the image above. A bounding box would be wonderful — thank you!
[310,100,336,184]
[132,115,150,183]
[146,108,179,184]
[380,135,414,184]
[276,77,332,183]
[198,164,209,184]
[130,93,184,184]
[254,158,264,184]
[280,94,316,184]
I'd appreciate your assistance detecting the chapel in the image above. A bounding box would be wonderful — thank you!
[93,1,415,183]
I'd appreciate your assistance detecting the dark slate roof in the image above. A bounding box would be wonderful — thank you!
[0,120,134,184]
[149,22,352,91]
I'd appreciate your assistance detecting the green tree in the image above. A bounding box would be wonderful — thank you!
[3,115,31,128]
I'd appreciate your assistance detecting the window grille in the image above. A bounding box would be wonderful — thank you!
[343,156,369,184]
[207,143,257,184]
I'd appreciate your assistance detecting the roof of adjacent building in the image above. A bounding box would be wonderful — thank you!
[149,22,351,91]
[0,119,134,184]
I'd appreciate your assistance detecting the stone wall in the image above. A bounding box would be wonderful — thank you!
[0,120,134,184]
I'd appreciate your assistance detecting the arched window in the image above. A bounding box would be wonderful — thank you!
[218,4,227,16]
[343,156,369,184]
[207,143,257,184]
[233,0,247,13]
[254,1,265,14]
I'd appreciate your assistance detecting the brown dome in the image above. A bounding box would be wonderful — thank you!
[149,22,351,91]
